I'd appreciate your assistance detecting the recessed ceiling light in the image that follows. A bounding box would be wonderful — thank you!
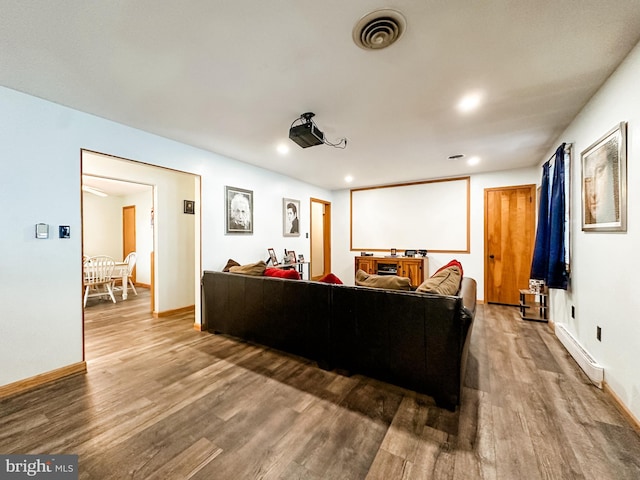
[277,143,289,155]
[457,92,483,113]
[345,175,354,183]
[467,156,480,166]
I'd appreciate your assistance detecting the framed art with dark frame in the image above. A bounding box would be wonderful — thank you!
[183,200,195,214]
[581,122,627,232]
[226,186,253,234]
[283,198,300,237]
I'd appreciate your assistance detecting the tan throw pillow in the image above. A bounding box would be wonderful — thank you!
[416,266,461,295]
[229,260,267,276]
[355,269,412,291]
[222,258,241,272]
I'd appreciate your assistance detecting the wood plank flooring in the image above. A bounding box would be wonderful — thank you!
[1,288,640,479]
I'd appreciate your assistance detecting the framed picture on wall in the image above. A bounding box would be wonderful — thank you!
[283,198,300,237]
[581,122,627,232]
[226,186,253,234]
[183,200,195,214]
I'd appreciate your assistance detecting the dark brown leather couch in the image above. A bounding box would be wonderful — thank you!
[201,270,476,410]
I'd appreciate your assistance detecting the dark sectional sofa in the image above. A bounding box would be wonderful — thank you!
[201,270,476,410]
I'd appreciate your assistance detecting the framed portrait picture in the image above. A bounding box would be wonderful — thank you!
[287,250,296,264]
[267,248,278,266]
[581,122,627,232]
[183,200,195,214]
[283,198,300,237]
[225,186,253,234]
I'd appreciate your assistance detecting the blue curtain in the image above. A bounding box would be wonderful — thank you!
[531,143,568,289]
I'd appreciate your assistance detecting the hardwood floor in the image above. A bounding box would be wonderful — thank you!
[1,288,640,479]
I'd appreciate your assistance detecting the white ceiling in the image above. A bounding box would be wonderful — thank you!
[3,1,640,190]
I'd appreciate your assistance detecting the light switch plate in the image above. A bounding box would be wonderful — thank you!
[35,223,49,239]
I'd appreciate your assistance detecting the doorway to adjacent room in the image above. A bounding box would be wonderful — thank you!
[310,198,331,280]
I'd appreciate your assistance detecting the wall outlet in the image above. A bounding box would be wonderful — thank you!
[597,326,602,341]
[571,305,575,318]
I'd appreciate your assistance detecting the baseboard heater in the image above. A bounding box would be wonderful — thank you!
[555,323,604,388]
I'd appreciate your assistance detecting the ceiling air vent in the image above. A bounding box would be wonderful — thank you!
[353,9,406,50]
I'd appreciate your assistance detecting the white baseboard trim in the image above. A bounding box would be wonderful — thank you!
[555,323,604,388]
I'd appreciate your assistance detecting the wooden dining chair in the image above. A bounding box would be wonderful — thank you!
[83,255,116,307]
[113,252,137,296]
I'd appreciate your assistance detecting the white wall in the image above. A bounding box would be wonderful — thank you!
[545,41,640,421]
[0,85,330,389]
[332,166,540,299]
[82,193,124,258]
[198,161,328,271]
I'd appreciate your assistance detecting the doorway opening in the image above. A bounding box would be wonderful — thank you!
[310,198,331,280]
[81,149,202,357]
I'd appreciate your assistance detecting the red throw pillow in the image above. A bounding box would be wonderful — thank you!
[318,273,343,284]
[433,259,463,279]
[264,268,301,280]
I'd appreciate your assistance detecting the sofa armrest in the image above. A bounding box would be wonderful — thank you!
[459,277,477,319]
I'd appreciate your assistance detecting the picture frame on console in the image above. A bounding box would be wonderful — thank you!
[283,198,300,237]
[581,122,627,232]
[226,186,253,234]
[267,248,278,266]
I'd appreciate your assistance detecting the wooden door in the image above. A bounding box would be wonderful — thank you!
[485,185,536,305]
[122,205,136,283]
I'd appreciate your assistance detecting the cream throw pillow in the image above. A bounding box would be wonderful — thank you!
[355,269,412,291]
[416,266,461,295]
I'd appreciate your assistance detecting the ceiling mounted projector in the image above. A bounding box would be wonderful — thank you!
[289,112,347,149]
[289,112,324,148]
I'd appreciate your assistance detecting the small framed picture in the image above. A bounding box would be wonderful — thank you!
[226,186,253,234]
[298,254,305,263]
[268,248,279,266]
[183,200,195,214]
[283,198,300,237]
[287,251,297,264]
[390,248,397,256]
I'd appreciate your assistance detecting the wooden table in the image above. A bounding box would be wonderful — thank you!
[112,262,131,300]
